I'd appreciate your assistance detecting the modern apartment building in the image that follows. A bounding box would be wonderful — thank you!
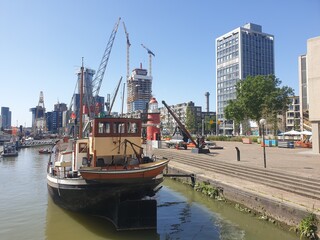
[286,96,300,131]
[216,23,274,134]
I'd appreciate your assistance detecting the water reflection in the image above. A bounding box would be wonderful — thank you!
[0,147,300,240]
[162,179,299,240]
[45,197,159,240]
[156,184,245,240]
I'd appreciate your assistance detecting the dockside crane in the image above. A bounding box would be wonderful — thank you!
[162,100,209,154]
[105,76,123,115]
[141,44,155,77]
[123,21,131,80]
[85,17,121,119]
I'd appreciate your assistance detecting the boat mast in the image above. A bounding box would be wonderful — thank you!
[79,58,84,139]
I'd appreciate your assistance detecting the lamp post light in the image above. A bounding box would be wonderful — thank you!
[259,118,267,168]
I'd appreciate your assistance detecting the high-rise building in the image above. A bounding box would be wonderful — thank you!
[73,67,105,117]
[1,107,12,129]
[298,54,310,132]
[127,67,152,113]
[216,23,274,134]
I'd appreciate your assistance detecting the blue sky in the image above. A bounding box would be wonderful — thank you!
[1,0,319,127]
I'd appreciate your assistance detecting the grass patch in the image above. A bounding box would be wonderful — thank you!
[291,213,319,239]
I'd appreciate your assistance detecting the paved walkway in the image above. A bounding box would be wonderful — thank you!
[206,141,320,179]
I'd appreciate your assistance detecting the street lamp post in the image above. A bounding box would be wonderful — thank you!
[259,118,267,168]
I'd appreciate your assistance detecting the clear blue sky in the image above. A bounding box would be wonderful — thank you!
[1,0,319,127]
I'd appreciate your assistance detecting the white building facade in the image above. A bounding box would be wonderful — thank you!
[216,23,274,134]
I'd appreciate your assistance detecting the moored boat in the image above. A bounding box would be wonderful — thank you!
[39,148,52,154]
[1,142,18,157]
[46,117,169,229]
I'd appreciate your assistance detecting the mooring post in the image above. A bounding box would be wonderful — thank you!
[235,147,240,161]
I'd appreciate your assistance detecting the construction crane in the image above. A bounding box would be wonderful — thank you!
[141,44,155,77]
[85,17,121,119]
[123,21,131,79]
[105,76,123,115]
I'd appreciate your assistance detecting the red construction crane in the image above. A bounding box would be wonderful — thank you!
[123,21,131,80]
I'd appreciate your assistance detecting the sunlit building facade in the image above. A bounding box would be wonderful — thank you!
[216,23,274,134]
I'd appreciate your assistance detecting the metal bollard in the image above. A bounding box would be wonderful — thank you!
[235,147,240,161]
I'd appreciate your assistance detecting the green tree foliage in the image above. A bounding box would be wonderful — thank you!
[185,106,196,134]
[224,75,294,135]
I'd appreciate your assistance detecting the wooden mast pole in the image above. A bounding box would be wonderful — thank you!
[79,58,84,139]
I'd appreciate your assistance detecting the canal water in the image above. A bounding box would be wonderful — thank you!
[0,147,300,240]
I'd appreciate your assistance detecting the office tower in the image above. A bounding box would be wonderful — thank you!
[1,107,12,129]
[216,23,274,134]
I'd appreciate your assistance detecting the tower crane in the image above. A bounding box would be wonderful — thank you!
[123,21,131,79]
[141,44,155,77]
[85,17,121,119]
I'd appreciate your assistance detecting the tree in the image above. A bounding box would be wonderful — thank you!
[185,106,196,134]
[224,100,245,135]
[224,75,294,135]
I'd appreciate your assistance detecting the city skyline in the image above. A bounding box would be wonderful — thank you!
[1,0,319,127]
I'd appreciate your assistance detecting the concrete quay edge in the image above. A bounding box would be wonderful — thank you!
[153,140,320,232]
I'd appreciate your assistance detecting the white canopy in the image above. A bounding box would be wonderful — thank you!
[283,130,301,135]
[301,130,312,136]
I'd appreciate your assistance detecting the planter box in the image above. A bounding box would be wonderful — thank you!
[278,141,294,148]
[242,138,252,144]
[271,140,278,147]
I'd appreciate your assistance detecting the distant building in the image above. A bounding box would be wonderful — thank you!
[216,23,274,134]
[286,96,300,131]
[127,67,152,113]
[298,54,310,132]
[159,101,202,134]
[46,102,68,134]
[72,67,105,119]
[1,107,12,129]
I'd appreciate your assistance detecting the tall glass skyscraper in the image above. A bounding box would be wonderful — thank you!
[215,23,274,134]
[1,107,11,129]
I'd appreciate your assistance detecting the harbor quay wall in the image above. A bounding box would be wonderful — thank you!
[164,164,318,230]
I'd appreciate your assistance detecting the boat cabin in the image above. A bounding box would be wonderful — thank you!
[78,117,143,168]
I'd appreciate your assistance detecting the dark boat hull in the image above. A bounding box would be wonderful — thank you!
[47,174,163,212]
[47,174,162,229]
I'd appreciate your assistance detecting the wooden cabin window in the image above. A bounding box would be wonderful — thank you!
[127,122,138,133]
[79,143,87,153]
[98,122,110,134]
[98,123,104,133]
[105,122,110,133]
[113,122,125,134]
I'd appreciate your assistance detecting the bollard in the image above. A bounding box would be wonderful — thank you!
[235,147,240,161]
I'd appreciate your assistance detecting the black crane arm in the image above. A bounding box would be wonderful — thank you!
[162,101,197,146]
